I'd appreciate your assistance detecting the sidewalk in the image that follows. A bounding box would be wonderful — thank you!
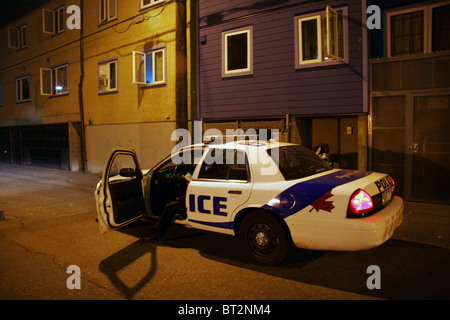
[395,200,450,249]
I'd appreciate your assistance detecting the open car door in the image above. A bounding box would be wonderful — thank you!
[98,149,146,232]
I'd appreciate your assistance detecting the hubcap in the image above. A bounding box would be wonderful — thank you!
[255,231,269,247]
[248,223,278,257]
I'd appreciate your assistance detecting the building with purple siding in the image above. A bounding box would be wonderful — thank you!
[196,0,370,171]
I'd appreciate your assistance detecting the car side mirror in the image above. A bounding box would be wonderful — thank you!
[119,168,136,177]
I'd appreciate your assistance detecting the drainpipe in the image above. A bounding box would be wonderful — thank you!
[78,0,87,173]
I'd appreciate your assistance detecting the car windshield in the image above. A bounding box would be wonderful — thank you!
[267,146,332,180]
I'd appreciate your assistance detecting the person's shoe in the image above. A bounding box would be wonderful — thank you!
[139,231,159,242]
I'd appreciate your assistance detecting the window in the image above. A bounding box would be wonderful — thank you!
[198,149,250,182]
[267,146,331,181]
[98,59,118,93]
[99,0,117,24]
[140,0,165,10]
[16,75,31,103]
[431,4,450,52]
[43,6,65,35]
[40,64,69,96]
[387,2,450,57]
[8,24,27,49]
[388,8,425,56]
[132,47,166,86]
[222,27,253,77]
[296,6,347,67]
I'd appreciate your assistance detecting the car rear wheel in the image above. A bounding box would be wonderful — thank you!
[238,212,293,265]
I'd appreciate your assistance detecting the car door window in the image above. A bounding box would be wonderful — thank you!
[104,151,145,226]
[198,149,250,182]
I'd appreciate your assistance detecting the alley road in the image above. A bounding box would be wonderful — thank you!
[0,163,449,303]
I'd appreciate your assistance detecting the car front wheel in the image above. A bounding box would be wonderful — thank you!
[238,212,293,265]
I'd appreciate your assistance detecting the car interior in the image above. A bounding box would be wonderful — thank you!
[148,149,201,216]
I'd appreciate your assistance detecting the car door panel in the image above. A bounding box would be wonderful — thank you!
[100,149,145,229]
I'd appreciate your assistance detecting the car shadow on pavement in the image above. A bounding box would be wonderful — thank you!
[106,221,450,300]
[99,238,157,300]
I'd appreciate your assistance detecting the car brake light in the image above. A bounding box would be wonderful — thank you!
[391,177,395,192]
[347,189,374,217]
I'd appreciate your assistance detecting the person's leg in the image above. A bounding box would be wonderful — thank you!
[141,199,186,241]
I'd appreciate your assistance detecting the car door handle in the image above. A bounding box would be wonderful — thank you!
[228,190,242,195]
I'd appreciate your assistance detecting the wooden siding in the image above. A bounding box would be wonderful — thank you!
[198,0,366,120]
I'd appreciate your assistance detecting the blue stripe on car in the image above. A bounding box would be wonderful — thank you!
[262,170,372,218]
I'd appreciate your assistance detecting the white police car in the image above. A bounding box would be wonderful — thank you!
[95,140,403,265]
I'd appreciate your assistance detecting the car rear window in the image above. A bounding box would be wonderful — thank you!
[267,146,332,180]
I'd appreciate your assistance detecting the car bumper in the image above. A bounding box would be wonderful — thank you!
[287,196,404,251]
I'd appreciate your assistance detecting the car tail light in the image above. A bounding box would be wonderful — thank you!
[347,189,374,218]
[391,177,395,192]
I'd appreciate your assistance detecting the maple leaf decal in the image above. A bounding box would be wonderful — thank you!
[309,191,335,213]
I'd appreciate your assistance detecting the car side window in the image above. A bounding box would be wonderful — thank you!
[157,148,202,177]
[198,149,250,182]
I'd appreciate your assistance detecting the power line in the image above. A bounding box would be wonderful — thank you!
[0,0,175,72]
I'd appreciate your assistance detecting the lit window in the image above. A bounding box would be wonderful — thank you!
[296,6,347,67]
[222,27,253,77]
[99,0,117,24]
[98,59,118,93]
[8,24,27,49]
[40,64,69,96]
[132,47,166,86]
[16,75,31,103]
[42,6,65,35]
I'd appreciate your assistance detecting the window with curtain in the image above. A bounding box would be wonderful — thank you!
[390,10,424,56]
[388,3,450,57]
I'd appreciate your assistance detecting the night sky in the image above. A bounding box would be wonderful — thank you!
[0,0,49,27]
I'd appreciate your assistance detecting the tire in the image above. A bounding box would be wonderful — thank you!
[238,211,293,266]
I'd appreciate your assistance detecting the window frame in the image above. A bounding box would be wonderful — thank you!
[42,5,66,35]
[99,0,118,25]
[132,46,167,87]
[222,26,253,78]
[98,58,119,94]
[386,1,450,57]
[386,6,428,57]
[8,24,27,49]
[140,0,165,10]
[40,63,70,97]
[16,75,31,103]
[197,148,251,183]
[295,6,348,69]
[429,2,450,52]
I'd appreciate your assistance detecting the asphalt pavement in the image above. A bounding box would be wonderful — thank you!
[0,162,449,301]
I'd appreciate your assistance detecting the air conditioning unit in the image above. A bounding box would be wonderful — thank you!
[98,75,108,90]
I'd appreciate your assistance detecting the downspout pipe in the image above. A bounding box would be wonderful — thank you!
[78,0,87,173]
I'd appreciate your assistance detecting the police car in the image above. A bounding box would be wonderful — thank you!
[95,139,403,265]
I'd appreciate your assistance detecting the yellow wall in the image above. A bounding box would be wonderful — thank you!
[0,0,192,173]
[82,0,180,125]
[0,0,81,125]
